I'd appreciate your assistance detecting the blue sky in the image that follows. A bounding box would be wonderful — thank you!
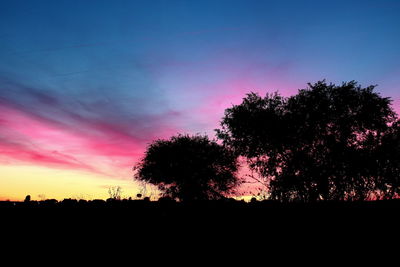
[0,0,399,200]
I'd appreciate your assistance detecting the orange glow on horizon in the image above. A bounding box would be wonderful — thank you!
[0,164,141,201]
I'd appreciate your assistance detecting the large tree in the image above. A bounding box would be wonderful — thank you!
[134,134,240,201]
[217,81,398,201]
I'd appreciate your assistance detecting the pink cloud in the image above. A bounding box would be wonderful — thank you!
[0,141,96,172]
[0,104,181,177]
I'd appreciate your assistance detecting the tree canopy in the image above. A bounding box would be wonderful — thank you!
[134,134,240,201]
[217,81,399,201]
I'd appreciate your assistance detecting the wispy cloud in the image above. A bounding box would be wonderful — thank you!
[0,77,184,178]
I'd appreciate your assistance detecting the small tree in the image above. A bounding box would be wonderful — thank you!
[24,195,31,202]
[134,134,240,202]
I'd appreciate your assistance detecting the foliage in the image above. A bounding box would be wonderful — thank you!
[217,81,398,201]
[134,134,240,201]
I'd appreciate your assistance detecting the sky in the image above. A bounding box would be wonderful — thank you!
[0,0,399,201]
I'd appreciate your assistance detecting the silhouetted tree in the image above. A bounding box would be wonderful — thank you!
[217,81,398,201]
[134,134,240,202]
[24,195,31,202]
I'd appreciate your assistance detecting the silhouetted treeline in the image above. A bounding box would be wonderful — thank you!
[2,197,400,231]
[133,81,400,202]
[2,197,400,246]
[3,197,400,210]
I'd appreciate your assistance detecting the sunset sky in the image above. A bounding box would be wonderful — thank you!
[0,0,399,201]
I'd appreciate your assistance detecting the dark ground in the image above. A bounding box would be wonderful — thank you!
[2,198,399,230]
[1,199,399,258]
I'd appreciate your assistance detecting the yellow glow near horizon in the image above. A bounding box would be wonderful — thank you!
[0,164,141,201]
